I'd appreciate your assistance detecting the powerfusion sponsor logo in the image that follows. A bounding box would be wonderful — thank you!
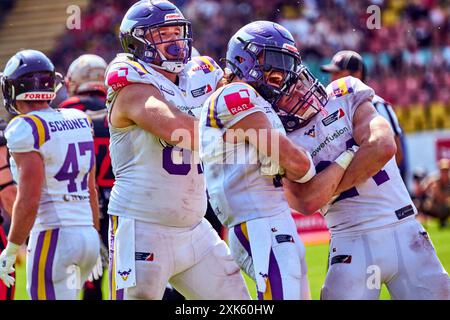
[311,126,349,158]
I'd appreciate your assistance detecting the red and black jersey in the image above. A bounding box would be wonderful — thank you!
[60,95,114,215]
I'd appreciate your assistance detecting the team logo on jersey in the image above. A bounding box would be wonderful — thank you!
[322,108,345,126]
[191,84,212,98]
[304,125,316,138]
[118,269,132,281]
[159,85,175,96]
[224,89,254,115]
[107,67,129,91]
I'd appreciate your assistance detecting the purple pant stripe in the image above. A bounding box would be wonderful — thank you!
[116,289,124,300]
[22,117,40,149]
[30,231,46,300]
[44,229,59,300]
[33,114,50,141]
[268,249,283,300]
[233,224,252,257]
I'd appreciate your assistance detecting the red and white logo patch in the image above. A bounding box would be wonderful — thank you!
[16,92,56,100]
[283,43,298,53]
[224,89,254,115]
[165,13,182,20]
[107,67,129,91]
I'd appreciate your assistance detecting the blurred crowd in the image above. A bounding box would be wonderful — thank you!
[411,159,450,228]
[46,0,450,109]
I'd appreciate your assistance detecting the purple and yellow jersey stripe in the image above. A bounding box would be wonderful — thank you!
[30,229,59,300]
[193,56,217,74]
[331,77,354,98]
[12,114,50,149]
[128,61,149,76]
[109,215,124,300]
[206,87,225,129]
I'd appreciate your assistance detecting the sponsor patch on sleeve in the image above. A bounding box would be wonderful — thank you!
[107,67,130,91]
[224,89,254,115]
[322,108,345,126]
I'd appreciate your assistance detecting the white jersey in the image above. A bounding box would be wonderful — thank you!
[5,108,95,232]
[288,76,416,234]
[105,54,223,227]
[200,82,289,228]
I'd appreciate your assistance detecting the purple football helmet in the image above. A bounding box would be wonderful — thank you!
[225,21,302,103]
[119,0,193,74]
[1,49,56,114]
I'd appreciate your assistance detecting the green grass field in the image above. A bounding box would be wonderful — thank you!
[12,218,450,300]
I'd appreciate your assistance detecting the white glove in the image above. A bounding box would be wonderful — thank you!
[0,242,20,288]
[87,254,103,282]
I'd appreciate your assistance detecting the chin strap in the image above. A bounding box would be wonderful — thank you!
[150,49,185,74]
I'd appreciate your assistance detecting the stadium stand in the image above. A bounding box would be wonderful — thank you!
[43,0,449,133]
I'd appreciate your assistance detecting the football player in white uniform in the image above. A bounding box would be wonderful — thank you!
[105,0,249,300]
[279,65,450,299]
[0,50,100,299]
[200,21,357,300]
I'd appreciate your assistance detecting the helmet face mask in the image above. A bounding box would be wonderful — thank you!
[226,21,301,104]
[276,65,328,131]
[120,0,193,74]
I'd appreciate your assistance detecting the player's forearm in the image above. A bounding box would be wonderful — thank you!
[8,197,39,245]
[335,141,396,194]
[283,163,345,215]
[278,136,311,180]
[140,105,198,150]
[0,185,17,217]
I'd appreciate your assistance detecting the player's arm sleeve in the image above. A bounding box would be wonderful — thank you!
[326,76,375,120]
[191,56,224,89]
[5,116,48,154]
[206,83,268,131]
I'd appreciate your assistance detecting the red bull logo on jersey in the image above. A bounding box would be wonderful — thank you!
[224,89,254,115]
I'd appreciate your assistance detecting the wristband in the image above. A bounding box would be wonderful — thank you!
[295,152,316,183]
[4,242,20,255]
